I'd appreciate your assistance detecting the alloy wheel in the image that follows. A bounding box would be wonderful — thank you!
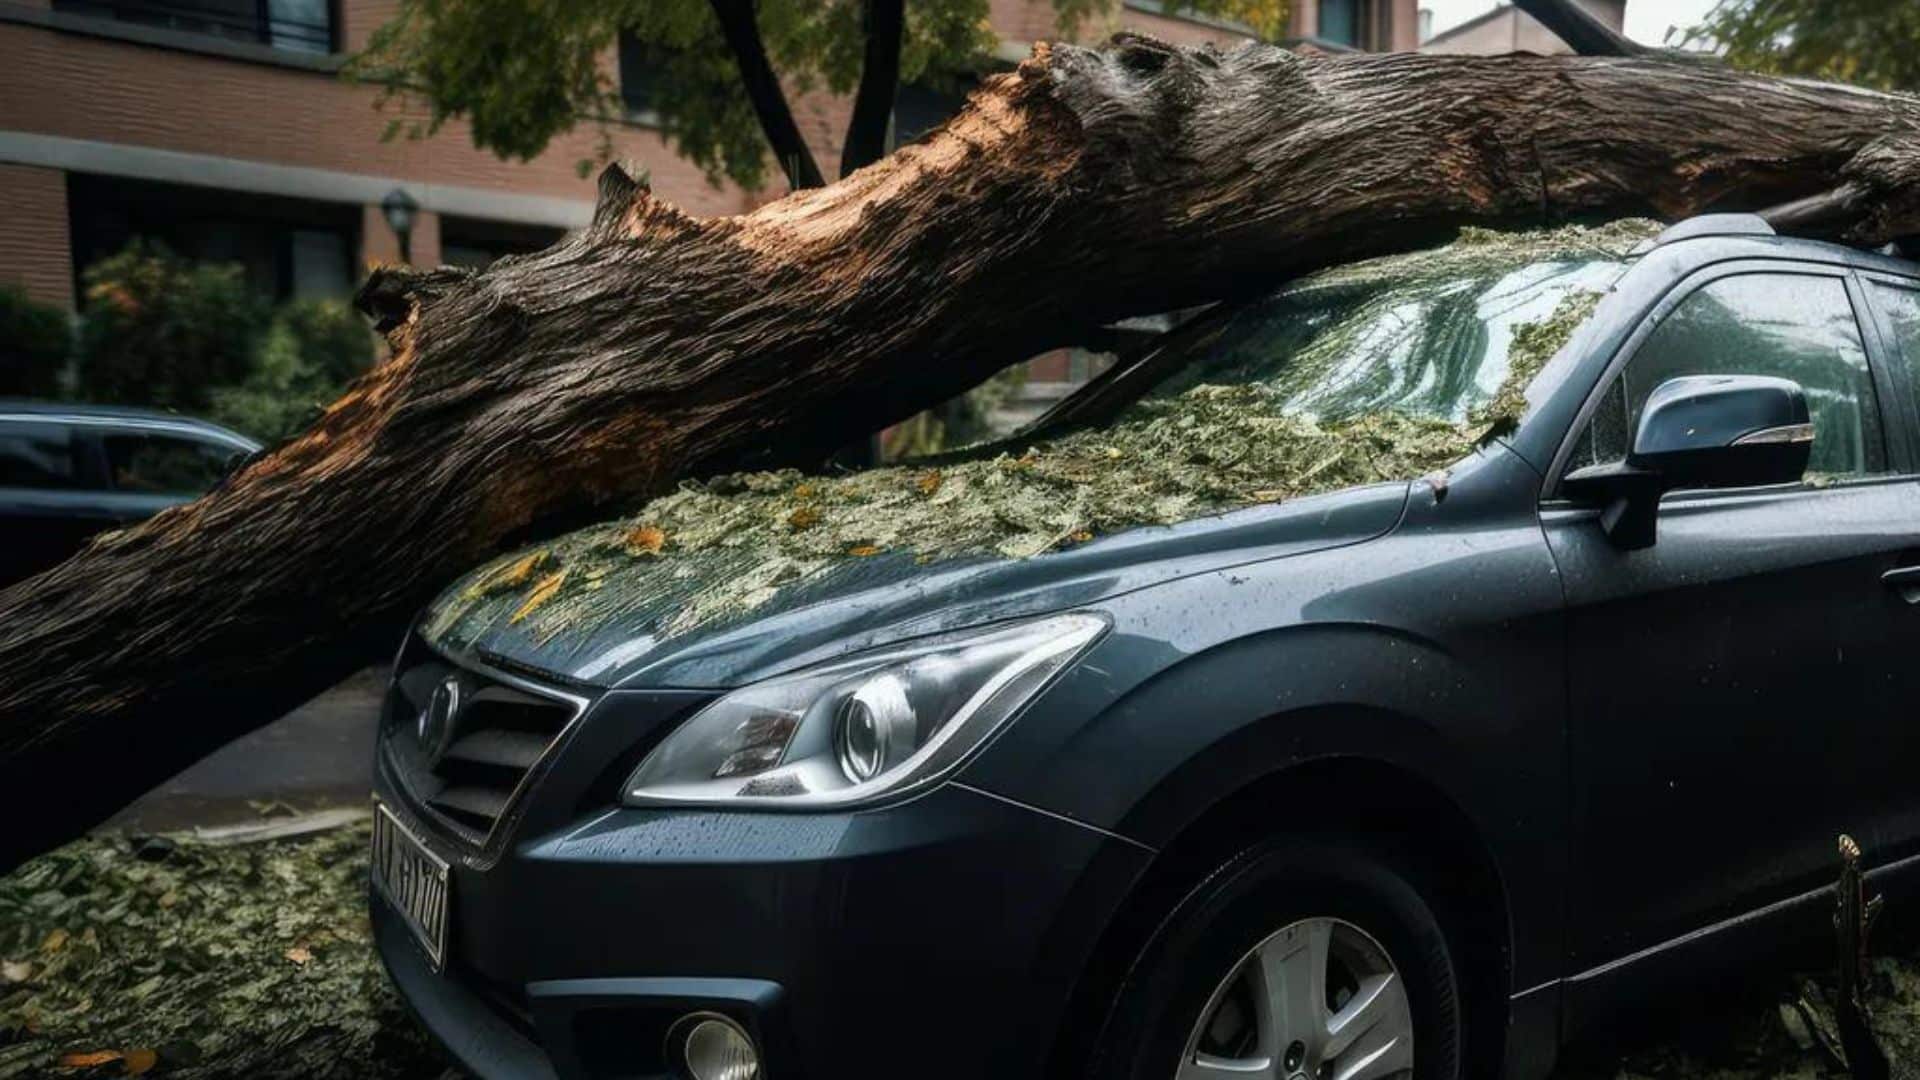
[1178,916,1413,1080]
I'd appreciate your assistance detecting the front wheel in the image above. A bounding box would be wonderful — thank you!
[1091,837,1463,1080]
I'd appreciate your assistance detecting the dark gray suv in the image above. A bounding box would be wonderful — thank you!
[370,215,1920,1080]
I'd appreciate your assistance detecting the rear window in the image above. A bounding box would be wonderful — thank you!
[103,433,241,495]
[0,421,81,490]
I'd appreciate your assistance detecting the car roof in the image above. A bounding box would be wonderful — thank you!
[1642,213,1920,279]
[0,400,261,451]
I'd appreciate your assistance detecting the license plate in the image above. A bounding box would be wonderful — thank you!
[372,803,450,971]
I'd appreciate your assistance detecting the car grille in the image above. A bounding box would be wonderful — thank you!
[383,645,586,851]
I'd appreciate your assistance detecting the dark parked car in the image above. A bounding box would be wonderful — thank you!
[370,215,1920,1080]
[0,402,258,586]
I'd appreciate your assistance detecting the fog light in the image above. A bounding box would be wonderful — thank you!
[669,1013,759,1080]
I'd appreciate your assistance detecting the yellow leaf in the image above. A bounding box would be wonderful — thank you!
[494,551,548,588]
[40,929,68,954]
[510,570,567,624]
[787,505,821,530]
[847,545,880,557]
[916,470,942,496]
[124,1049,158,1076]
[58,1050,122,1069]
[284,945,313,966]
[464,550,550,601]
[624,524,666,556]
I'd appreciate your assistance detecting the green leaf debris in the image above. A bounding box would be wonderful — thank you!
[0,824,448,1080]
[427,222,1654,654]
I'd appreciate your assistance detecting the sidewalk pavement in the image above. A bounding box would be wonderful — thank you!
[103,666,388,834]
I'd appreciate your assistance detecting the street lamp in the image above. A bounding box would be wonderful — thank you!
[381,187,421,264]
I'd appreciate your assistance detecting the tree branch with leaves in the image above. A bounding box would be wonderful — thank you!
[348,0,1294,190]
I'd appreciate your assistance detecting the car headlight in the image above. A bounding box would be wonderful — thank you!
[622,613,1106,808]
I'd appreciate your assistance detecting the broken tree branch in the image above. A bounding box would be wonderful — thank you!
[1835,834,1894,1080]
[2,39,1920,870]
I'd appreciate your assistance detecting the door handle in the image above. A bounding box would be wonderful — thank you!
[1883,565,1920,602]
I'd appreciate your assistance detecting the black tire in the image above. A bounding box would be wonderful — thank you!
[1089,835,1463,1080]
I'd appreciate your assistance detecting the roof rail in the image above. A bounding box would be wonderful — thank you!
[1653,214,1777,246]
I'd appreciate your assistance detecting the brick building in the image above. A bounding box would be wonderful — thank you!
[0,0,1420,314]
[0,0,1421,440]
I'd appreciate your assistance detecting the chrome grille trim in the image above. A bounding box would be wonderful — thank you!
[382,641,590,861]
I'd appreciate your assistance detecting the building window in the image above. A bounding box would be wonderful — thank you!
[618,33,667,119]
[893,81,972,147]
[51,0,335,54]
[67,174,358,303]
[1318,0,1373,48]
[441,217,567,271]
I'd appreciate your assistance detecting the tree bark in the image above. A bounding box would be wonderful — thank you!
[4,38,1920,870]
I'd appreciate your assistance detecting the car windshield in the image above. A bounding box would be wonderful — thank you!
[1048,224,1647,430]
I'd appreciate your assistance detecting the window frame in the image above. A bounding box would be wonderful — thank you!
[1542,258,1918,505]
[0,420,92,492]
[99,430,244,496]
[1855,270,1920,469]
[0,413,256,493]
[49,0,338,55]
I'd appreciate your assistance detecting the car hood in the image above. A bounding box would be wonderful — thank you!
[420,479,1411,689]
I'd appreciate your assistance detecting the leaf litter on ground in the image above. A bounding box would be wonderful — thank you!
[4,820,1920,1079]
[0,823,453,1079]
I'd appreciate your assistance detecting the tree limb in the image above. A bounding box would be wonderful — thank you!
[3,39,1919,870]
[708,0,826,189]
[841,0,906,178]
[1834,835,1892,1080]
[1510,0,1653,58]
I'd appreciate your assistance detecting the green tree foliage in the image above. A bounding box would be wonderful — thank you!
[207,300,377,443]
[73,244,376,440]
[349,0,1289,190]
[0,286,71,399]
[1688,0,1920,92]
[75,243,264,412]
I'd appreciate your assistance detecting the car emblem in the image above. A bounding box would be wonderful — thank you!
[418,676,462,762]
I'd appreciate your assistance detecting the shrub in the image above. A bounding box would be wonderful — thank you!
[0,286,72,398]
[206,299,376,443]
[75,241,264,411]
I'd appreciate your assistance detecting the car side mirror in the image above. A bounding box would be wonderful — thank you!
[1563,374,1812,550]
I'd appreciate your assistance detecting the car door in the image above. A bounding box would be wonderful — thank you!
[0,418,118,587]
[1856,270,1920,855]
[1539,262,1920,977]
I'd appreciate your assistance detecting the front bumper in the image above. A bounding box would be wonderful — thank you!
[372,687,1153,1080]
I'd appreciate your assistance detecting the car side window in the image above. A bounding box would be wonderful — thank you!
[1870,281,1920,407]
[0,421,81,490]
[102,433,238,495]
[1567,272,1886,480]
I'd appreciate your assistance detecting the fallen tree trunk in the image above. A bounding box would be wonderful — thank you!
[4,37,1920,870]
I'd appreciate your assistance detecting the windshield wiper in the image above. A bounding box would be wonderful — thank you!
[1015,302,1242,442]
